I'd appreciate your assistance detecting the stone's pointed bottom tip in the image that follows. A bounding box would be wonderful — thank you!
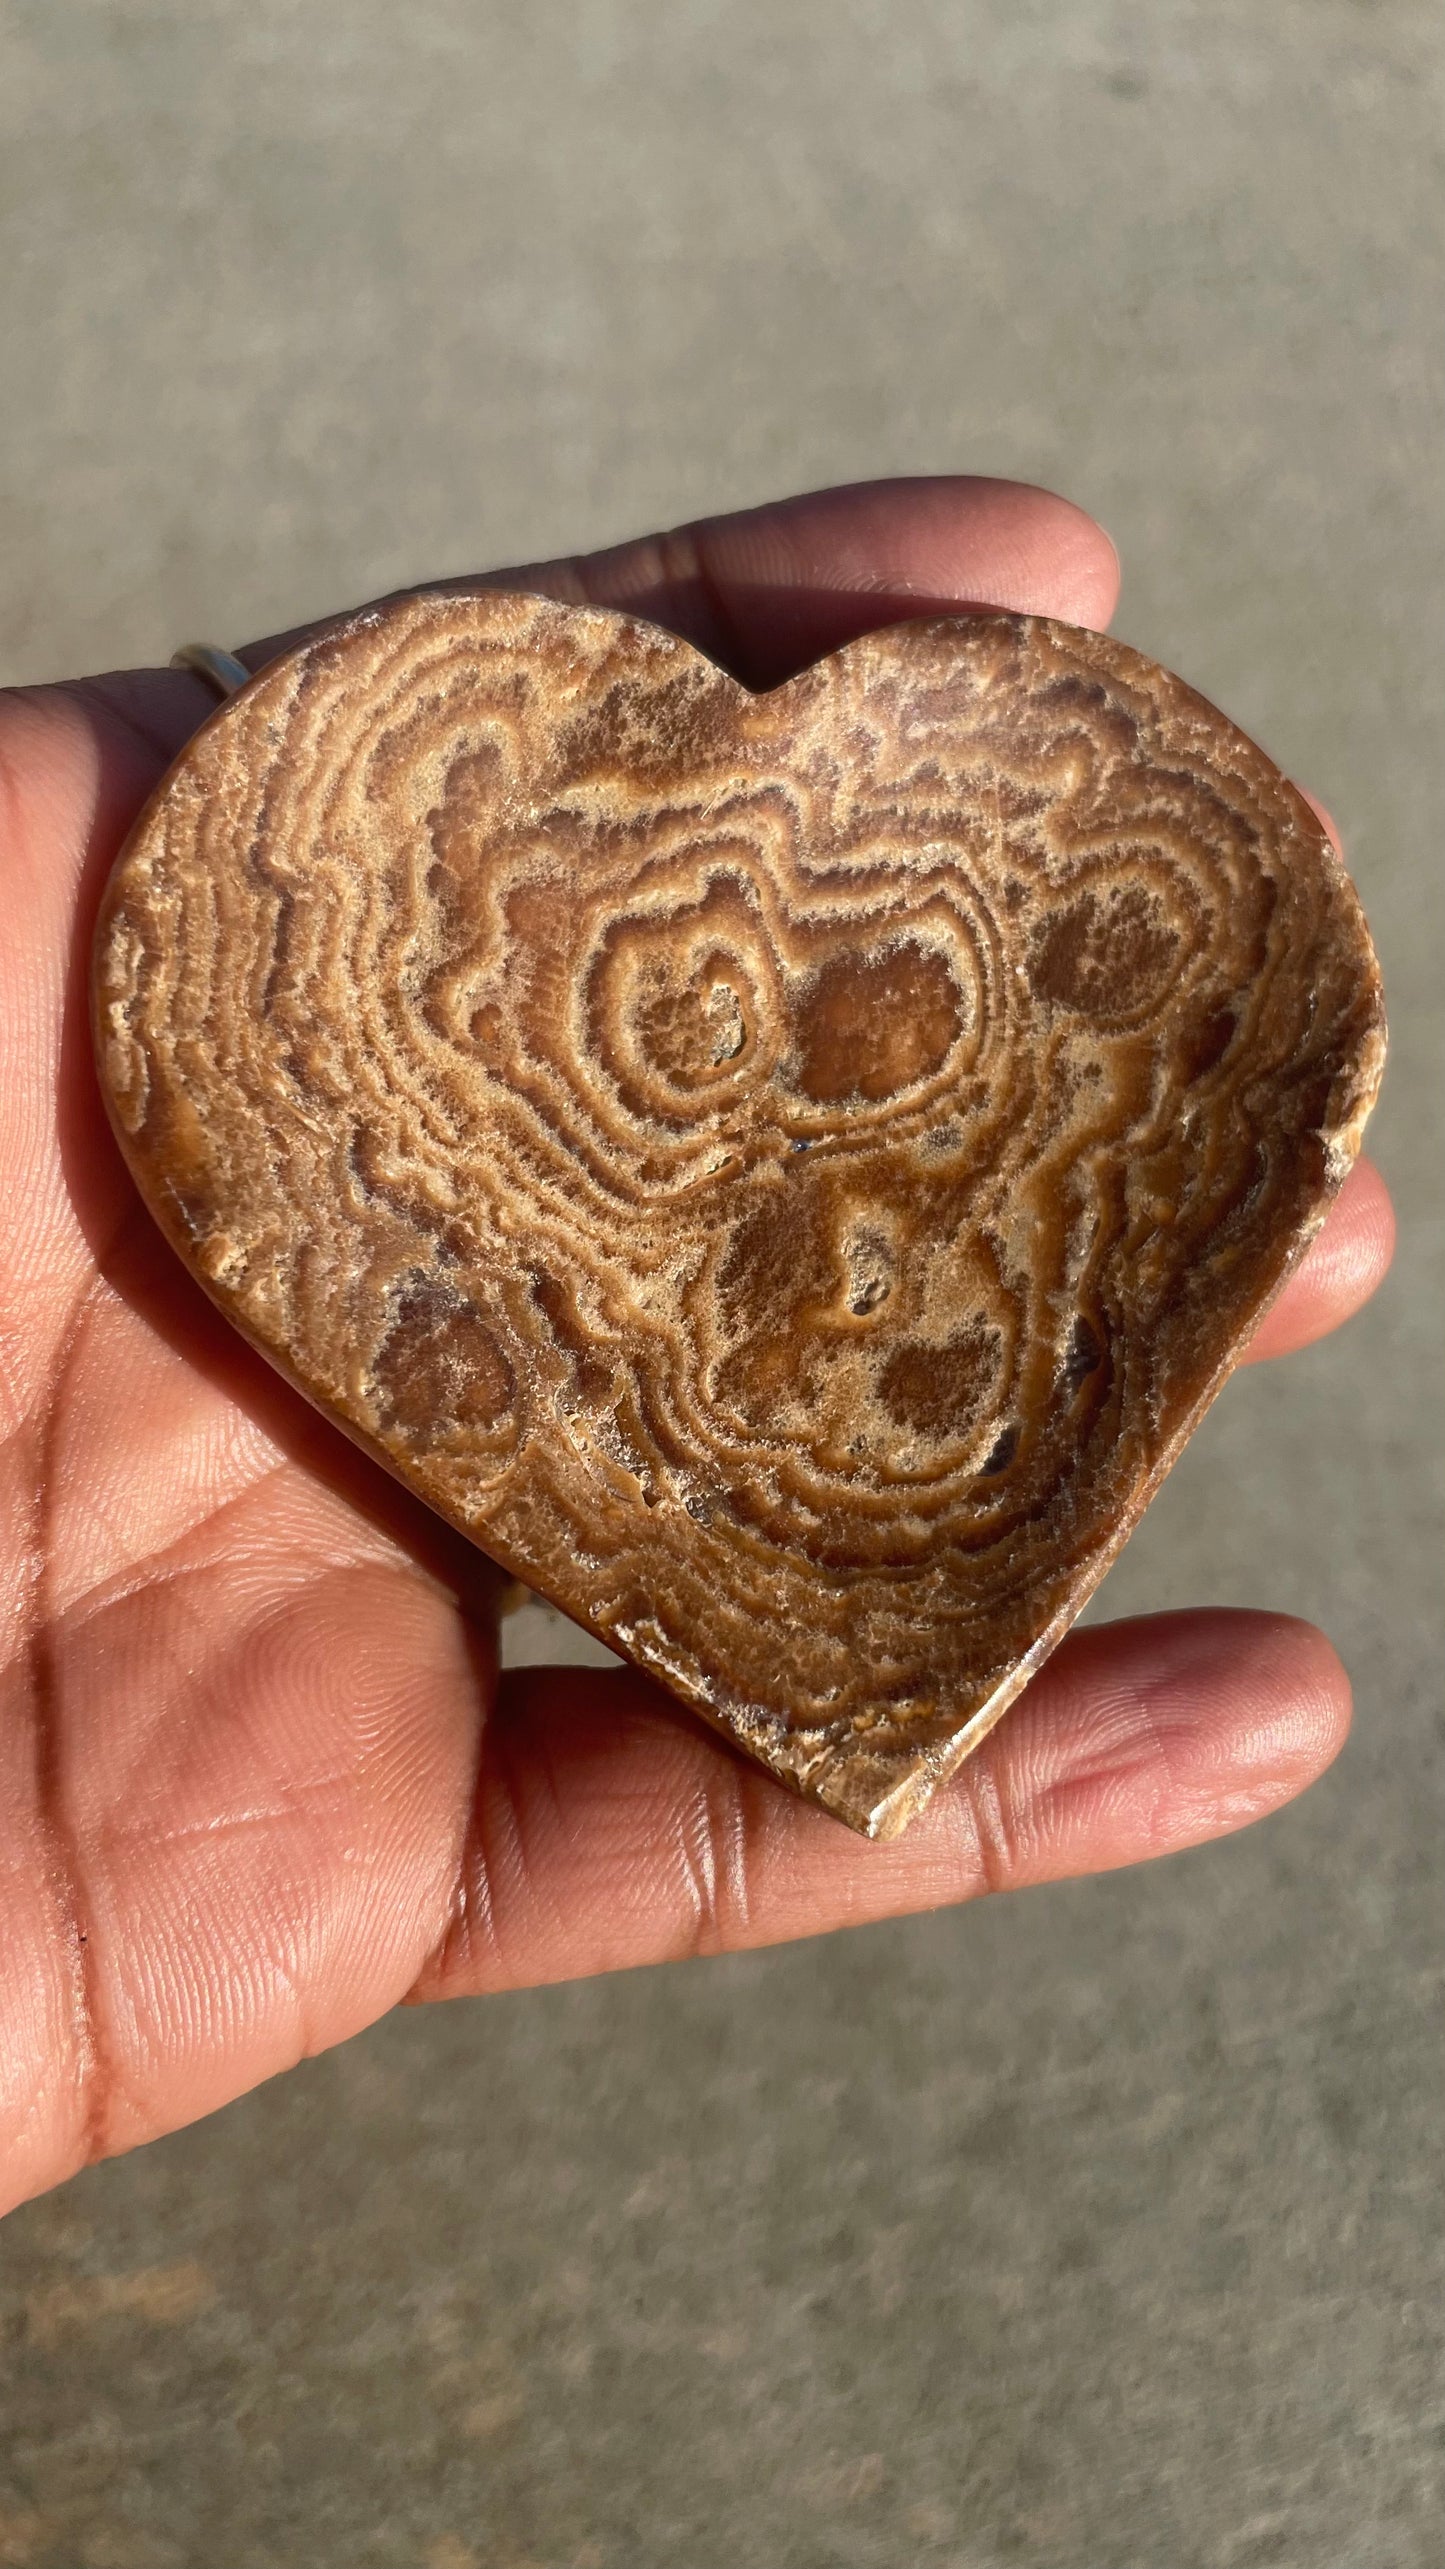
[801,1679,1026,1837]
[94,589,1384,1833]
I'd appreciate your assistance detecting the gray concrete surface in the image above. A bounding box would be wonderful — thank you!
[1,3,1441,2563]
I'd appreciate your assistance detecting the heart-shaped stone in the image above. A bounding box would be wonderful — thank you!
[94,593,1384,1835]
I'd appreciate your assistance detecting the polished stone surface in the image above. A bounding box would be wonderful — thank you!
[98,595,1382,1833]
[1,3,1440,2563]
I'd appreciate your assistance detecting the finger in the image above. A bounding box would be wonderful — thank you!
[240,474,1119,690]
[1295,785,1343,854]
[25,475,1120,856]
[1240,1158,1395,1364]
[482,473,1121,686]
[10,1595,1335,2212]
[411,1608,1349,1997]
[12,474,1124,1144]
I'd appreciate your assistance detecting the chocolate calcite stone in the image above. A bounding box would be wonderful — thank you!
[93,594,1385,1835]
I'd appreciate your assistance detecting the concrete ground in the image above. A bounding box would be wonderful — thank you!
[1,4,1441,2563]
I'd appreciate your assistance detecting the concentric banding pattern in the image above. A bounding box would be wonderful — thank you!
[94,594,1385,1834]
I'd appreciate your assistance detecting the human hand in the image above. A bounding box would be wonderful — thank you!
[0,477,1394,2214]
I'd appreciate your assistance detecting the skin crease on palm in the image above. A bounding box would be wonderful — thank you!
[0,478,1394,2216]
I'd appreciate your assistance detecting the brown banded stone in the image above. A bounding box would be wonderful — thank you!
[92,593,1385,1835]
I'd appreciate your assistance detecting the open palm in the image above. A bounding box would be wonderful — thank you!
[0,478,1393,2214]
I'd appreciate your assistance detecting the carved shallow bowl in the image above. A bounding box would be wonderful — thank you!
[93,594,1384,1834]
